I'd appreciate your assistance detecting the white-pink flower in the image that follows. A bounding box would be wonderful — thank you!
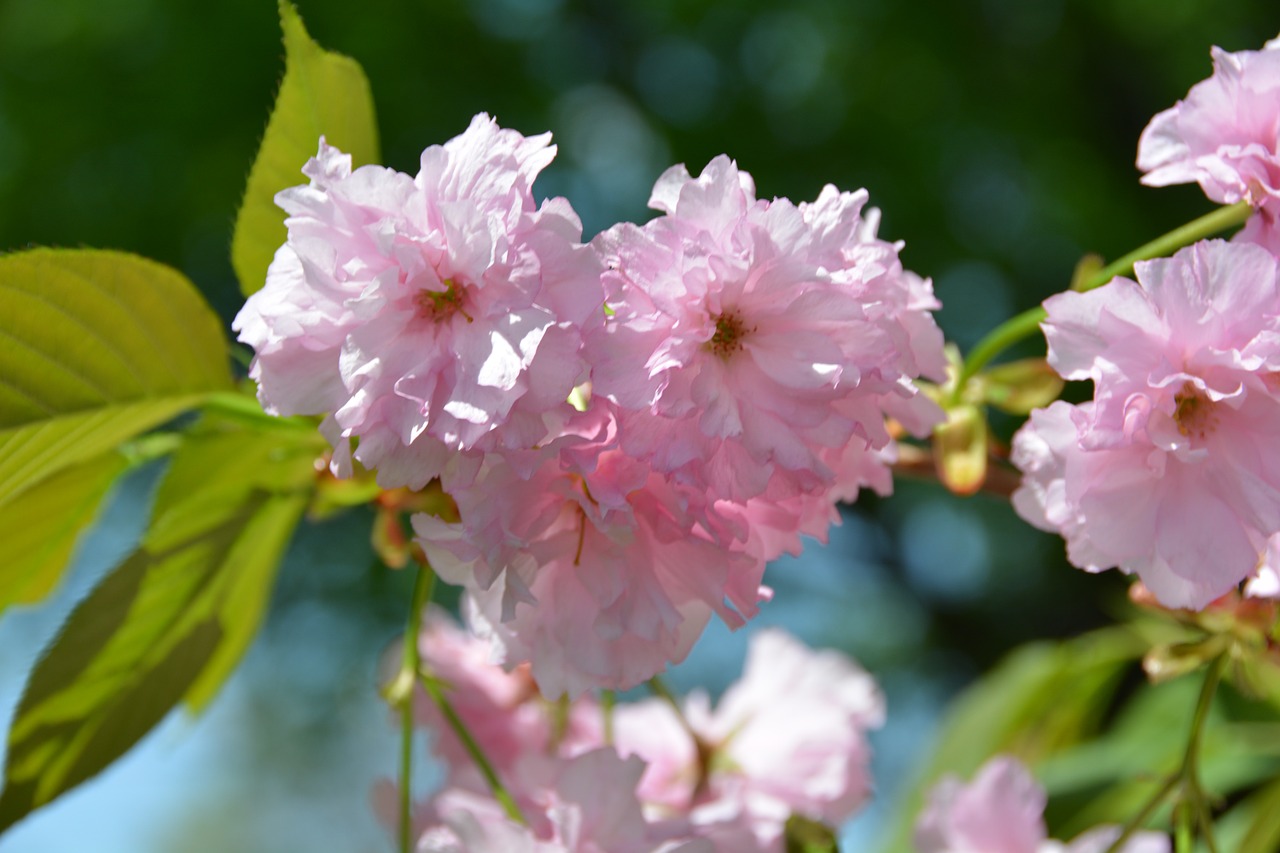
[406,608,560,781]
[1011,240,1280,609]
[588,156,944,505]
[233,114,602,489]
[1137,35,1280,254]
[914,756,1168,853]
[413,430,767,698]
[421,749,713,853]
[613,628,884,850]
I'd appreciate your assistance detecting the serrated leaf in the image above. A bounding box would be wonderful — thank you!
[231,0,379,296]
[0,419,320,832]
[0,249,231,506]
[0,453,125,613]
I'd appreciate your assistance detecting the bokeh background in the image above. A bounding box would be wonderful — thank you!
[0,1,1276,850]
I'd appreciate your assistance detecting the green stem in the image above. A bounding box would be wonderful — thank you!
[1103,652,1227,853]
[1174,801,1194,853]
[950,201,1252,405]
[418,667,526,825]
[393,565,435,853]
[602,690,616,746]
[1082,201,1251,294]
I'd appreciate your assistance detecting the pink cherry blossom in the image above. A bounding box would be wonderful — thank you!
[413,426,767,698]
[588,156,944,505]
[233,114,602,489]
[1137,35,1280,254]
[406,608,558,781]
[421,749,713,853]
[1011,240,1280,609]
[914,756,1168,853]
[613,628,884,850]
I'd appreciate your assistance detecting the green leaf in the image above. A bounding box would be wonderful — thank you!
[1225,777,1280,853]
[0,249,231,506]
[875,628,1141,853]
[1040,680,1280,840]
[0,453,125,612]
[0,418,321,832]
[231,0,379,296]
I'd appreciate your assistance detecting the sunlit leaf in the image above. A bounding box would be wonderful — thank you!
[0,417,322,832]
[231,0,379,296]
[0,249,231,506]
[0,453,125,613]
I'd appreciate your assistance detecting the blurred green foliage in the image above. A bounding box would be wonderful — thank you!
[0,0,1277,849]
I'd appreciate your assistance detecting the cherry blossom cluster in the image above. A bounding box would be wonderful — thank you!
[914,756,1168,853]
[376,613,882,853]
[1012,35,1280,610]
[235,113,946,696]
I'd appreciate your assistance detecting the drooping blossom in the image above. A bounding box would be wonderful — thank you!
[420,750,713,853]
[233,114,602,490]
[404,608,596,782]
[612,628,884,851]
[588,156,946,505]
[914,756,1168,853]
[1137,35,1280,254]
[381,623,882,852]
[1011,240,1280,609]
[413,422,768,697]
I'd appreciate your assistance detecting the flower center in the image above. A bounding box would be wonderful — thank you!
[705,312,749,359]
[1173,381,1218,440]
[415,279,472,323]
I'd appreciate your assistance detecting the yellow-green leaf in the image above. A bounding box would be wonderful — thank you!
[0,418,321,831]
[0,453,126,612]
[231,0,379,296]
[0,249,231,506]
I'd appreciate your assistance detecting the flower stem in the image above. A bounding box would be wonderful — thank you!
[602,689,616,746]
[1103,652,1227,853]
[950,201,1252,405]
[417,664,526,825]
[392,564,435,853]
[647,675,679,707]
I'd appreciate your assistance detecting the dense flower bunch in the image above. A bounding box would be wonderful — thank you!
[377,614,882,853]
[1012,35,1280,610]
[236,114,946,697]
[914,756,1168,853]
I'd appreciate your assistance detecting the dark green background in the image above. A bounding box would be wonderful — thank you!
[0,1,1275,850]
